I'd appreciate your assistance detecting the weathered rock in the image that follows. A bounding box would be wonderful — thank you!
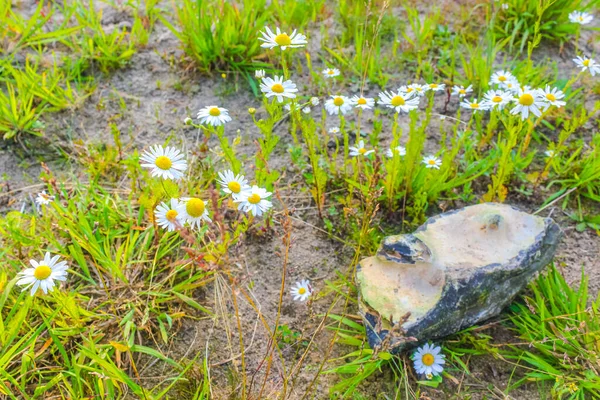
[356,203,561,353]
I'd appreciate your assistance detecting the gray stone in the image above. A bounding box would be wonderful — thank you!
[356,203,561,353]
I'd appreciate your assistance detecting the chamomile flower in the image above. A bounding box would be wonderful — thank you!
[17,252,68,296]
[197,106,232,126]
[573,56,600,76]
[386,146,406,158]
[35,191,54,205]
[569,11,593,25]
[451,85,472,98]
[501,78,520,94]
[255,69,265,79]
[237,185,273,217]
[412,343,445,378]
[422,155,442,169]
[260,76,298,103]
[310,97,320,106]
[489,70,516,86]
[329,127,340,134]
[545,149,556,158]
[217,170,250,200]
[427,83,446,92]
[290,279,312,302]
[180,197,211,229]
[481,89,512,110]
[511,87,543,120]
[140,145,188,180]
[351,95,375,110]
[325,95,353,115]
[538,86,566,110]
[460,98,489,112]
[349,140,374,157]
[155,199,185,231]
[302,106,311,114]
[406,83,428,96]
[378,90,419,113]
[259,26,307,50]
[323,68,340,78]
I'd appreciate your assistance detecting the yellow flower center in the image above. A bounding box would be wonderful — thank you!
[471,103,480,109]
[579,16,583,21]
[186,198,206,218]
[274,33,291,46]
[155,156,172,170]
[406,88,413,92]
[498,75,507,82]
[247,193,261,204]
[391,95,405,106]
[459,89,466,95]
[428,159,436,165]
[327,70,335,75]
[358,148,367,155]
[34,265,52,280]
[333,97,344,106]
[546,93,556,102]
[430,84,438,89]
[298,287,306,294]
[271,83,284,93]
[421,353,435,366]
[492,95,502,103]
[519,93,534,106]
[227,181,241,193]
[583,59,590,67]
[357,98,367,105]
[165,209,178,221]
[209,107,221,116]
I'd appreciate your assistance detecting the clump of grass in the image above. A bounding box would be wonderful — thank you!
[507,264,600,398]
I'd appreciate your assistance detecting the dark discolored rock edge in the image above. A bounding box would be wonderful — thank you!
[358,206,562,354]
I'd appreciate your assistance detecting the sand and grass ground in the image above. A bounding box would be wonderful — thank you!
[1,0,600,399]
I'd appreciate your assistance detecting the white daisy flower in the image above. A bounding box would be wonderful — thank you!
[329,127,340,134]
[489,70,516,86]
[351,95,375,110]
[545,149,556,158]
[538,86,566,110]
[569,11,593,25]
[236,185,273,217]
[180,197,211,229]
[460,98,489,112]
[378,90,419,113]
[501,78,520,94]
[217,170,250,200]
[481,89,512,110]
[573,56,600,76]
[406,83,428,96]
[290,279,312,302]
[260,76,298,103]
[197,106,232,126]
[310,97,320,106]
[302,106,311,114]
[17,252,68,296]
[422,155,442,169]
[255,69,265,79]
[412,343,445,378]
[35,191,54,205]
[386,146,406,158]
[323,68,340,78]
[427,83,446,92]
[324,95,353,115]
[140,145,188,180]
[155,199,185,231]
[259,26,307,50]
[451,85,473,98]
[511,87,543,120]
[349,140,374,157]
